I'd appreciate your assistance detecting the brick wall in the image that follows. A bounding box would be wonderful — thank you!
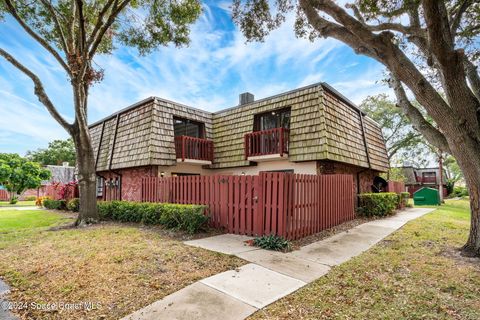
[98,166,158,201]
[317,160,379,194]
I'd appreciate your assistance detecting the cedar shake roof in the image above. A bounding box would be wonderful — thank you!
[90,82,389,172]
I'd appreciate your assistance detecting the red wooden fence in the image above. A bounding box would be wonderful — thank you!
[141,173,355,240]
[387,181,405,194]
[0,190,9,201]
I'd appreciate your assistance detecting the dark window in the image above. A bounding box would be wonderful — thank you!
[96,176,104,197]
[423,171,436,178]
[254,108,291,131]
[173,117,205,138]
[260,169,294,173]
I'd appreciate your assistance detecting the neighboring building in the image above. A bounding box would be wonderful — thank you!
[89,83,389,201]
[400,166,448,197]
[21,163,76,199]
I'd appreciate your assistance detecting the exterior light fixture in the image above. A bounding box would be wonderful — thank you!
[160,171,165,177]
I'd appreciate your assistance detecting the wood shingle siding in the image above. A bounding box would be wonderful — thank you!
[89,82,389,172]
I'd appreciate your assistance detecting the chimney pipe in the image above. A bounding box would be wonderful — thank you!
[239,92,254,105]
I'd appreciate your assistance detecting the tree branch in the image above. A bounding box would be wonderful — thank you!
[464,58,480,102]
[3,0,71,76]
[88,0,131,58]
[450,0,473,35]
[86,0,117,50]
[0,48,73,133]
[39,0,69,55]
[389,75,451,153]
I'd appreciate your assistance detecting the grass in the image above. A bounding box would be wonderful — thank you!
[0,208,244,320]
[250,199,480,320]
[0,200,37,207]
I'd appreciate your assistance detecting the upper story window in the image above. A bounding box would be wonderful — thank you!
[253,107,291,131]
[173,117,205,138]
[422,171,436,178]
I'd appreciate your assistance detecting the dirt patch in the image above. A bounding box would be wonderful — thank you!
[440,246,480,269]
[290,217,374,249]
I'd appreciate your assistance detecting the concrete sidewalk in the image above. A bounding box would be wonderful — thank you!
[123,207,435,320]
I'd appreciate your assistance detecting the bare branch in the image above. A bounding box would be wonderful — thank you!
[450,0,473,35]
[3,0,71,75]
[0,48,73,133]
[389,75,451,153]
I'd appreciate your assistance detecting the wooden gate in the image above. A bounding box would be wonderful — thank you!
[141,173,355,240]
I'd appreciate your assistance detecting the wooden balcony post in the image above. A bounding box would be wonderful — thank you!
[279,127,284,157]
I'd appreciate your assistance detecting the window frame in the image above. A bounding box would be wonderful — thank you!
[253,107,291,132]
[173,116,206,138]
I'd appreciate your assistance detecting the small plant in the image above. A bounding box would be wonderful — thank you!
[24,196,37,201]
[66,198,80,212]
[253,235,291,252]
[36,196,51,207]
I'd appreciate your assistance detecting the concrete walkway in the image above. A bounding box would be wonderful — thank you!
[123,207,435,320]
[0,206,40,211]
[0,280,19,320]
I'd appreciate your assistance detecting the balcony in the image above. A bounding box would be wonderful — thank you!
[416,176,437,184]
[175,136,214,165]
[244,127,289,161]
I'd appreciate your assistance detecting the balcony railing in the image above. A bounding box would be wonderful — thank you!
[175,136,214,163]
[416,176,437,183]
[244,127,289,159]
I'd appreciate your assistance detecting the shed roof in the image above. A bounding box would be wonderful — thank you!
[90,82,389,172]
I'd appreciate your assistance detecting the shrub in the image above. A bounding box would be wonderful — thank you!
[399,192,410,208]
[96,201,209,233]
[66,198,80,212]
[451,186,469,198]
[358,192,399,217]
[43,198,66,210]
[24,196,37,201]
[9,196,18,205]
[253,235,291,252]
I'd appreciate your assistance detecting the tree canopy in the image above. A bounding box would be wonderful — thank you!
[0,0,202,224]
[26,139,76,166]
[0,153,51,200]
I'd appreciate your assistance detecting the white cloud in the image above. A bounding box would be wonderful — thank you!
[0,3,391,154]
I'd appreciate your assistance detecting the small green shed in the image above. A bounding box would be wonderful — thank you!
[413,187,441,206]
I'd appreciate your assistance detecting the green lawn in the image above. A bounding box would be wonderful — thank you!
[0,208,244,320]
[251,199,480,320]
[0,200,37,207]
[0,209,71,249]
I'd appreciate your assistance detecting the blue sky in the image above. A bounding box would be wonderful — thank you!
[0,1,389,155]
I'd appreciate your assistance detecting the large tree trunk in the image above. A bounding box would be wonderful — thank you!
[447,133,480,256]
[72,116,99,225]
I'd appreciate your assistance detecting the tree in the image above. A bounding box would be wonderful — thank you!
[0,153,51,203]
[233,0,480,255]
[360,94,424,163]
[0,1,202,225]
[26,138,76,166]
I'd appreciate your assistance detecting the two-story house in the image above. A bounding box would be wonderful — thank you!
[89,83,389,201]
[400,166,448,197]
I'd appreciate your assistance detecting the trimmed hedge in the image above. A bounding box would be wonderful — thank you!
[43,198,66,210]
[358,192,399,217]
[97,201,209,234]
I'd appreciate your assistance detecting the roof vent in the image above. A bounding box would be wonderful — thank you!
[239,92,254,105]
